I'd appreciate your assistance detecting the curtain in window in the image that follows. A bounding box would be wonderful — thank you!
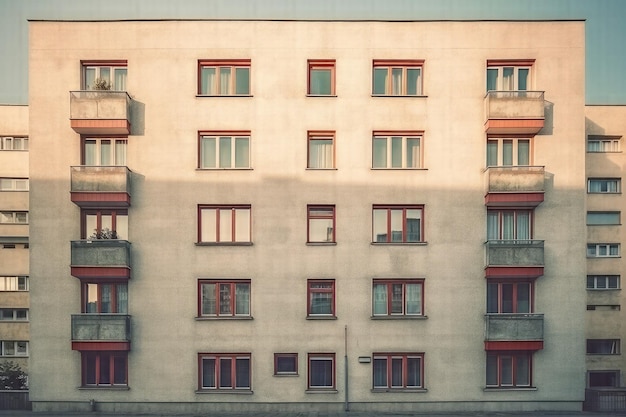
[372,138,387,168]
[84,140,97,165]
[235,284,250,315]
[373,358,387,387]
[406,357,421,387]
[487,212,499,240]
[115,140,127,165]
[309,139,333,168]
[502,212,514,240]
[235,358,250,388]
[391,137,402,167]
[516,211,530,240]
[201,283,216,315]
[219,284,232,315]
[219,137,232,168]
[486,68,498,91]
[219,68,231,95]
[220,358,232,387]
[234,68,249,95]
[200,137,216,168]
[310,359,332,386]
[101,284,112,313]
[486,140,498,166]
[503,67,514,91]
[373,284,387,315]
[391,68,402,95]
[84,68,96,90]
[405,284,421,314]
[100,140,111,165]
[114,68,127,91]
[201,68,216,95]
[234,137,249,168]
[502,140,513,166]
[202,358,216,388]
[406,69,420,95]
[117,284,128,314]
[391,358,403,387]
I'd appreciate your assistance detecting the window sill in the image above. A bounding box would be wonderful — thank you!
[371,315,428,320]
[371,95,428,98]
[196,242,253,246]
[371,388,427,393]
[371,242,427,246]
[371,168,428,171]
[587,288,621,291]
[306,242,337,246]
[196,95,253,98]
[79,386,129,391]
[305,389,338,394]
[306,168,338,171]
[196,168,253,171]
[274,373,299,377]
[195,316,253,321]
[306,316,337,320]
[195,389,253,395]
[484,387,537,392]
[306,94,337,98]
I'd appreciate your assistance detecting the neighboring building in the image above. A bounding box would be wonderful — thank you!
[584,106,626,391]
[0,105,30,376]
[28,20,586,412]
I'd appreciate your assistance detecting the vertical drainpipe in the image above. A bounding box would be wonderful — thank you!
[344,325,349,412]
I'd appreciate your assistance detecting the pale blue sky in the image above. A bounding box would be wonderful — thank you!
[1,0,625,104]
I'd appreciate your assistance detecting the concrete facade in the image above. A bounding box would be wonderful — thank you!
[28,20,586,412]
[0,105,30,374]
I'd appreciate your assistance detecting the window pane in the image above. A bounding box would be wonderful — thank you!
[487,140,498,166]
[486,354,498,385]
[100,140,111,165]
[201,209,217,242]
[310,358,332,387]
[202,358,216,388]
[515,355,530,386]
[219,67,231,95]
[373,358,387,387]
[85,68,96,90]
[113,356,126,384]
[390,210,403,242]
[486,68,498,91]
[84,354,97,385]
[309,218,334,242]
[277,356,296,373]
[373,68,388,94]
[391,137,402,168]
[406,68,420,95]
[503,140,513,166]
[202,283,216,315]
[518,68,529,91]
[310,69,331,95]
[407,357,421,387]
[234,208,250,242]
[235,284,250,315]
[201,137,216,168]
[219,284,232,315]
[517,283,530,313]
[406,209,421,242]
[487,283,498,313]
[405,283,421,315]
[309,139,333,169]
[201,67,216,95]
[236,358,250,388]
[114,68,127,91]
[391,357,403,387]
[86,283,98,313]
[373,284,387,315]
[234,137,249,168]
[311,292,332,315]
[391,68,402,95]
[99,353,111,384]
[99,67,111,84]
[219,137,232,168]
[503,67,514,91]
[84,140,97,166]
[501,284,513,313]
[101,284,112,313]
[219,209,233,242]
[391,284,403,314]
[406,138,420,168]
[372,137,387,168]
[220,358,232,388]
[500,356,513,385]
[235,67,249,95]
[373,209,388,242]
[115,140,127,165]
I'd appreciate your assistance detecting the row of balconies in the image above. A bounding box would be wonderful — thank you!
[69,90,545,136]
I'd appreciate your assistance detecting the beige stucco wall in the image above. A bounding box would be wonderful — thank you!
[29,20,586,412]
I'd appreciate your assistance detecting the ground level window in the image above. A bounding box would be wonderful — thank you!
[199,353,251,390]
[82,351,128,387]
[308,353,335,390]
[373,353,423,389]
[486,351,532,388]
[274,353,298,375]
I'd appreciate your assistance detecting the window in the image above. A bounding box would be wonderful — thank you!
[486,61,533,91]
[198,205,251,244]
[0,137,28,151]
[372,60,423,96]
[308,353,335,390]
[588,371,619,388]
[198,60,250,96]
[587,135,621,153]
[587,339,620,355]
[0,309,28,321]
[308,60,335,96]
[198,280,251,318]
[82,282,128,314]
[372,132,422,169]
[486,352,532,388]
[588,178,621,193]
[487,281,533,314]
[307,131,335,169]
[487,209,532,240]
[307,280,335,317]
[373,353,423,389]
[587,211,620,225]
[0,211,28,224]
[0,276,29,291]
[486,138,531,167]
[372,205,423,243]
[82,209,128,240]
[587,275,620,290]
[274,353,298,376]
[587,305,621,311]
[587,243,620,257]
[82,61,127,91]
[0,341,28,357]
[0,178,28,191]
[372,279,423,317]
[199,132,250,169]
[82,138,127,166]
[199,353,251,390]
[82,351,128,387]
[307,205,335,243]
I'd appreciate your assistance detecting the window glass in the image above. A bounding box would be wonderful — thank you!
[310,69,331,95]
[235,68,250,95]
[373,68,388,95]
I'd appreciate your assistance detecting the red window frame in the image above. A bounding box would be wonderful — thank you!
[487,208,534,240]
[82,351,128,387]
[81,209,128,239]
[307,59,336,95]
[197,279,251,317]
[372,353,424,389]
[486,280,534,314]
[81,281,128,314]
[198,353,251,390]
[307,353,335,390]
[307,205,336,243]
[198,204,251,244]
[486,351,532,388]
[372,205,424,243]
[197,130,251,169]
[372,279,424,317]
[197,59,251,96]
[372,59,424,96]
[372,130,424,169]
[307,279,336,317]
[307,130,335,169]
[274,353,298,375]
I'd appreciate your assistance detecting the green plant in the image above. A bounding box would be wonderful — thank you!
[89,227,118,239]
[93,78,112,91]
[0,361,28,390]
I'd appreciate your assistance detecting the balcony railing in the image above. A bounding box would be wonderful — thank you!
[484,313,544,341]
[71,314,131,342]
[70,239,131,279]
[485,240,544,266]
[484,91,545,134]
[484,166,545,207]
[70,91,131,135]
[70,166,131,207]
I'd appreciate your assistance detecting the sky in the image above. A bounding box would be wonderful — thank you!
[0,0,625,105]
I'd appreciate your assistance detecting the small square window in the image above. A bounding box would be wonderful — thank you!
[308,60,335,96]
[587,211,620,225]
[307,131,335,169]
[307,279,335,317]
[307,205,335,243]
[274,353,298,375]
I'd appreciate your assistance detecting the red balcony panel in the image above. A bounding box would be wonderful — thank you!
[485,266,544,279]
[484,119,544,135]
[71,266,130,280]
[72,341,130,351]
[70,119,130,135]
[484,341,544,351]
[70,191,130,208]
[485,192,544,207]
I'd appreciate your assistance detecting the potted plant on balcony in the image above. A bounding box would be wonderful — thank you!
[92,78,112,91]
[89,227,118,240]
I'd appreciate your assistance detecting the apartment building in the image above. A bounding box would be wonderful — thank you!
[584,106,626,391]
[0,105,30,377]
[28,20,586,413]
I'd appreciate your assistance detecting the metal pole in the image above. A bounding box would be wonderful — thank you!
[344,325,349,412]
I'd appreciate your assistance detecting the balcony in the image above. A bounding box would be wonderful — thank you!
[484,91,545,134]
[484,166,545,207]
[70,91,131,135]
[71,314,131,351]
[485,240,544,279]
[70,166,131,208]
[70,239,131,280]
[484,314,544,350]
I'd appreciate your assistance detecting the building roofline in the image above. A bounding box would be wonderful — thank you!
[27,18,587,23]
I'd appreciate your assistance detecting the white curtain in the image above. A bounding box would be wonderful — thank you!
[309,140,333,168]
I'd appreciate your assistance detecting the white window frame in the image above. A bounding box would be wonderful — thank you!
[0,341,29,357]
[82,63,128,91]
[0,211,28,224]
[0,137,28,151]
[307,353,335,390]
[0,309,28,321]
[486,65,532,91]
[198,60,251,96]
[199,133,251,169]
[0,276,29,291]
[588,178,621,193]
[587,211,621,226]
[587,243,620,258]
[83,138,127,166]
[587,136,621,153]
[0,178,28,191]
[486,138,532,167]
[372,133,422,169]
[587,275,620,290]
